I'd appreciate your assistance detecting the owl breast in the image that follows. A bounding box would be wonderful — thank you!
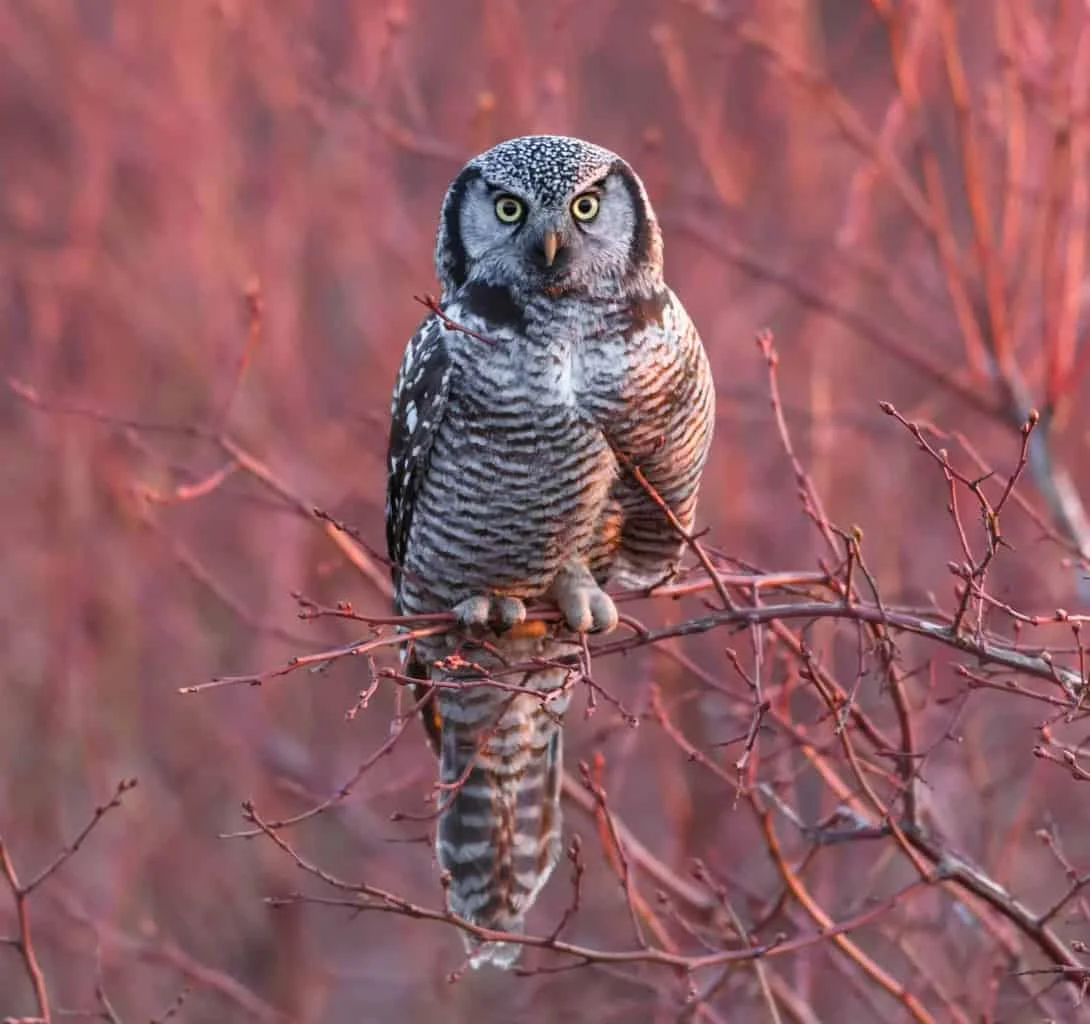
[396,317,626,623]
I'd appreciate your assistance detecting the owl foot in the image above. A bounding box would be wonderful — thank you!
[548,561,618,635]
[452,594,527,634]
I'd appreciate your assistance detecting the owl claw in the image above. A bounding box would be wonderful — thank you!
[452,594,527,633]
[492,596,527,632]
[453,595,491,629]
[548,561,618,635]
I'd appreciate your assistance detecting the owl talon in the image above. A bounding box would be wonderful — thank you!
[492,596,527,633]
[548,561,618,635]
[453,595,492,629]
[452,594,527,633]
[586,589,619,633]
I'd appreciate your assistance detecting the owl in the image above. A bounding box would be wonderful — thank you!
[385,135,715,968]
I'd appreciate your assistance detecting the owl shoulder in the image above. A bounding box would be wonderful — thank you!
[620,286,700,358]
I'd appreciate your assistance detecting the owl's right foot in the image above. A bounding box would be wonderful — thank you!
[452,594,527,633]
[548,561,618,634]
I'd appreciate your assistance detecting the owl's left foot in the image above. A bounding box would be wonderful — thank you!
[548,561,618,634]
[452,594,527,633]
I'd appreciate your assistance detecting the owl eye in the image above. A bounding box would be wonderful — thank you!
[494,195,524,224]
[570,194,600,222]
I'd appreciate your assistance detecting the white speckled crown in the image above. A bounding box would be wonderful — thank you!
[470,135,620,205]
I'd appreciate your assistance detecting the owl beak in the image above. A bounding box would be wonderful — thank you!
[541,229,560,268]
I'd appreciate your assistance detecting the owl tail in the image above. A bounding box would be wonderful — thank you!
[433,675,568,969]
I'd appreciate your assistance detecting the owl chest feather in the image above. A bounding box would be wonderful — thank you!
[451,300,627,417]
[444,329,621,501]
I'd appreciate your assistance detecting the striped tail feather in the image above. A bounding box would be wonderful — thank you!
[434,671,568,969]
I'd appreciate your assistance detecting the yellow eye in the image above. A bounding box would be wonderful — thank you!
[571,194,600,221]
[494,195,524,223]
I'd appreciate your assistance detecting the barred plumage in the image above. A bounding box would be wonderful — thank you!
[385,135,715,967]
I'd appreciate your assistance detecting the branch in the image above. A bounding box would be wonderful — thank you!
[0,779,135,1024]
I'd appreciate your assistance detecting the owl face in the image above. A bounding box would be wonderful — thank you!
[435,136,663,296]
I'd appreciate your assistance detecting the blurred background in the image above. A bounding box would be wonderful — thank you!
[3,1,1090,1021]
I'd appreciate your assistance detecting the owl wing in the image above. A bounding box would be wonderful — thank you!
[385,316,454,596]
[609,291,716,585]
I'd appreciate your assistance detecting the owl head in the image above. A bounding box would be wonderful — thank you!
[435,135,664,298]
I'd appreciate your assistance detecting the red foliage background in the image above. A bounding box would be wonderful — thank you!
[4,2,1090,1021]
